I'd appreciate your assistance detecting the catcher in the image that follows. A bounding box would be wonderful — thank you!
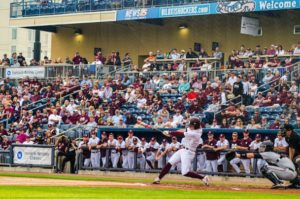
[225,141,298,189]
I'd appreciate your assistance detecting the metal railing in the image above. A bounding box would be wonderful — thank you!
[75,147,277,177]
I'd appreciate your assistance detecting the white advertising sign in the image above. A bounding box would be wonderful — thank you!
[5,67,45,79]
[240,16,260,36]
[13,146,53,166]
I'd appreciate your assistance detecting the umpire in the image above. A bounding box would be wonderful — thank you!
[283,124,300,188]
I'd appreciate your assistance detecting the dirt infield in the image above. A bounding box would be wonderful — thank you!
[1,174,300,195]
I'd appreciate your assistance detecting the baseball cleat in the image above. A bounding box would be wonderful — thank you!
[153,177,161,184]
[271,183,285,189]
[202,175,210,186]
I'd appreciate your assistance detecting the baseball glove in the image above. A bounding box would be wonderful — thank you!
[225,150,236,162]
[162,131,171,137]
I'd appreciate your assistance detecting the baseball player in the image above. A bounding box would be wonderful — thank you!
[230,130,252,175]
[146,137,160,169]
[215,134,229,172]
[78,134,91,167]
[202,131,218,173]
[196,137,206,172]
[107,133,118,168]
[139,137,148,170]
[97,132,108,168]
[155,139,169,169]
[116,135,126,168]
[88,130,100,168]
[249,134,264,173]
[153,118,209,185]
[125,130,140,169]
[167,136,181,171]
[128,138,146,169]
[226,141,298,189]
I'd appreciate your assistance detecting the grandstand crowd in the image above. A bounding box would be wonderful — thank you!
[0,42,299,173]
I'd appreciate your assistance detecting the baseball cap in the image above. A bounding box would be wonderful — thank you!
[128,130,134,134]
[162,139,167,143]
[137,116,142,120]
[150,137,156,141]
[255,134,261,139]
[101,132,107,136]
[91,131,96,135]
[243,129,249,134]
[141,137,146,141]
[219,134,225,138]
[208,131,214,136]
[133,138,138,142]
[82,134,88,137]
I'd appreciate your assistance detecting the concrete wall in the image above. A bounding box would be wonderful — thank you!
[51,11,300,65]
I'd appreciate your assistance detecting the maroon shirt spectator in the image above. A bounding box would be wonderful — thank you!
[1,136,12,150]
[269,118,281,129]
[188,101,202,114]
[72,52,82,64]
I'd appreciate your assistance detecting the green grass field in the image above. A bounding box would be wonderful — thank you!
[1,186,300,199]
[0,172,300,199]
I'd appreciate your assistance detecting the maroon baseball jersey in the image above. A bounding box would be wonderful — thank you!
[238,138,252,149]
[204,139,219,160]
[230,139,240,149]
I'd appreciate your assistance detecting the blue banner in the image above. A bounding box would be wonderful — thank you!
[117,0,300,21]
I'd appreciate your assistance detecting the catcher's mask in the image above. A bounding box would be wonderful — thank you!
[259,141,274,153]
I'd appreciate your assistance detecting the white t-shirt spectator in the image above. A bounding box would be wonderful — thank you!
[274,138,289,148]
[48,114,62,126]
[173,114,183,126]
[137,98,147,108]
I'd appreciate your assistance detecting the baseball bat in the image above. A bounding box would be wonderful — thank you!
[137,120,164,133]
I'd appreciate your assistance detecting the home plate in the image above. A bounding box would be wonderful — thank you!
[231,187,241,191]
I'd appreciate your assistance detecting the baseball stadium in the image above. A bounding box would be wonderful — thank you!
[0,0,300,198]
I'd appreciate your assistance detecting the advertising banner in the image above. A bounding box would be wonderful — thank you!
[5,67,45,79]
[13,145,54,166]
[117,0,300,21]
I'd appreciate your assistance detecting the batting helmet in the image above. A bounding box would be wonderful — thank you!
[259,141,274,153]
[189,117,201,130]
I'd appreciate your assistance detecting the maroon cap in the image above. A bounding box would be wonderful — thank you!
[133,138,138,142]
[101,132,107,136]
[162,139,167,143]
[208,131,214,136]
[141,137,146,141]
[219,134,225,138]
[91,131,96,135]
[128,130,133,134]
[150,137,156,141]
[255,134,261,139]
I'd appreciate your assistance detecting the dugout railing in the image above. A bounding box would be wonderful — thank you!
[75,147,272,177]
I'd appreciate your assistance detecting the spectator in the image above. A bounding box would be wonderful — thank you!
[72,52,82,65]
[274,131,289,153]
[122,53,132,67]
[186,48,198,58]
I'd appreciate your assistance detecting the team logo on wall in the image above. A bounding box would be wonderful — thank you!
[217,0,255,13]
[125,8,148,19]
